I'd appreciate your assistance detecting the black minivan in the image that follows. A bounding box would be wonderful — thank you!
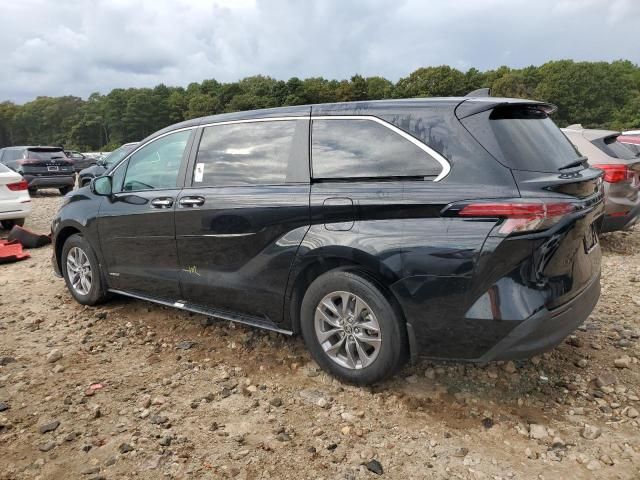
[52,98,604,384]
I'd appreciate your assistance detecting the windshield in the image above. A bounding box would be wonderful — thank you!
[461,105,582,172]
[104,144,138,167]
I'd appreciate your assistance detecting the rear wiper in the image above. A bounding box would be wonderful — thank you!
[558,156,587,170]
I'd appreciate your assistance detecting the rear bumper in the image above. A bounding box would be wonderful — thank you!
[477,273,600,362]
[0,198,31,221]
[24,175,75,189]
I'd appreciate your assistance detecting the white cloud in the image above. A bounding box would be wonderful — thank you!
[0,0,637,103]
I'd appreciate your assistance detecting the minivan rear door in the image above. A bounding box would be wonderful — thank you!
[174,117,311,326]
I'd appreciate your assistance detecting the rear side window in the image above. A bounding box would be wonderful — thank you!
[26,148,67,161]
[311,118,442,179]
[194,119,308,186]
[592,136,637,160]
[461,106,582,172]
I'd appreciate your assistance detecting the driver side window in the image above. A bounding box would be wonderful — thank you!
[121,130,191,192]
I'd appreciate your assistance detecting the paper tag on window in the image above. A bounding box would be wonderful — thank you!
[194,162,204,182]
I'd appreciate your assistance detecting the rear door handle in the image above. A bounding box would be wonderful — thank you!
[179,196,205,207]
[150,197,174,209]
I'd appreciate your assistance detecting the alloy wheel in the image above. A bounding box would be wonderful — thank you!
[66,246,92,295]
[314,291,382,369]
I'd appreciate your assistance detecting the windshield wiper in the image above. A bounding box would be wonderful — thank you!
[558,156,587,170]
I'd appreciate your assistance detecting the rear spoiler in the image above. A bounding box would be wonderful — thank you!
[456,99,558,119]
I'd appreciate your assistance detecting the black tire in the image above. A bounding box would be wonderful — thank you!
[300,270,408,385]
[61,234,109,305]
[59,186,73,195]
[0,218,25,230]
[28,187,37,195]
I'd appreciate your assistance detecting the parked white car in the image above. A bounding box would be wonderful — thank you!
[0,162,31,229]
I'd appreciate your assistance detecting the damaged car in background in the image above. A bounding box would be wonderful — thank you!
[563,125,640,233]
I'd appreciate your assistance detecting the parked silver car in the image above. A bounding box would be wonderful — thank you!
[563,125,640,232]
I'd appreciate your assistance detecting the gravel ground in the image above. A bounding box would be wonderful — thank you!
[0,191,639,480]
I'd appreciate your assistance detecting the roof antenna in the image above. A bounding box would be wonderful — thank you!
[465,88,491,97]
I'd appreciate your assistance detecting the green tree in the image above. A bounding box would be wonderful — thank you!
[396,66,468,97]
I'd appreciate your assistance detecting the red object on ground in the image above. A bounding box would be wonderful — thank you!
[0,240,30,264]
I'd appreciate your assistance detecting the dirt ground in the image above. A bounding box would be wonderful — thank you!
[0,191,639,480]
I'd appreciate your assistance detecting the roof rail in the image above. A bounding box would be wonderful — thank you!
[465,88,491,97]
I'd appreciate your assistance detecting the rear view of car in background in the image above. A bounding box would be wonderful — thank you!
[78,142,139,187]
[0,162,30,229]
[0,146,75,195]
[563,125,640,232]
[65,151,98,172]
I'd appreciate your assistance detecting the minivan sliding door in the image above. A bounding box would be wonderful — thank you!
[174,117,310,325]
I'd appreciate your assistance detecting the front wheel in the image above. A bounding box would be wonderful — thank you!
[59,186,73,195]
[61,234,109,305]
[300,270,408,385]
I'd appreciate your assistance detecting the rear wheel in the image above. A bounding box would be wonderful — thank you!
[28,187,37,195]
[0,218,25,230]
[61,234,109,305]
[300,270,408,385]
[59,186,73,195]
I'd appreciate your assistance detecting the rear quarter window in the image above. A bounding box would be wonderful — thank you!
[311,118,443,179]
[461,106,582,172]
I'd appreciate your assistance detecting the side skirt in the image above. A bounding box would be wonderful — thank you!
[108,289,293,335]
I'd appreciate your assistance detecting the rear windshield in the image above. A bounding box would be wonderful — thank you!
[461,105,582,172]
[26,148,67,161]
[592,136,637,160]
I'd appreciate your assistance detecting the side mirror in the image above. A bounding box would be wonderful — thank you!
[96,159,106,166]
[91,176,112,196]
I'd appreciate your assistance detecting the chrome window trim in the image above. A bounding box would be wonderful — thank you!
[109,114,451,182]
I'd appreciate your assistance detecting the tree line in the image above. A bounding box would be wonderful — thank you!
[1,59,639,151]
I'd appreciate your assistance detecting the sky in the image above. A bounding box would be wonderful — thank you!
[0,0,638,103]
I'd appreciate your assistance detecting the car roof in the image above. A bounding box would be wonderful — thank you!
[562,124,620,141]
[139,97,555,146]
[2,145,64,150]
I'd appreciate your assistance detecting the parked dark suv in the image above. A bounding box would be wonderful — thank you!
[51,98,604,384]
[0,146,75,194]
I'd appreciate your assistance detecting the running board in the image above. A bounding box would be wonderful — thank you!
[108,289,293,335]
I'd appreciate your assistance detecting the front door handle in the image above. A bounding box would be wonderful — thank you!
[179,196,205,208]
[150,197,174,209]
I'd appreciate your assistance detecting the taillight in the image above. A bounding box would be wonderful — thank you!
[7,180,28,191]
[592,164,632,183]
[453,201,576,235]
[16,158,37,166]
